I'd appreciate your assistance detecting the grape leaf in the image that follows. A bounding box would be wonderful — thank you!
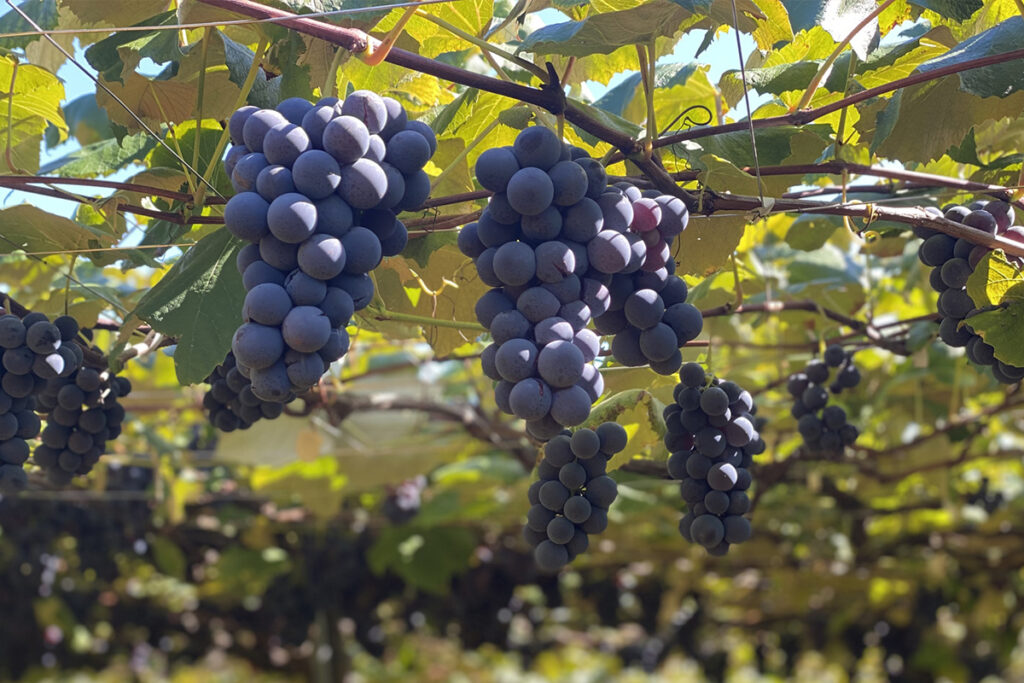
[908,0,983,22]
[0,0,57,51]
[917,16,1024,99]
[0,204,115,254]
[218,29,281,108]
[780,0,880,59]
[593,62,699,117]
[39,133,155,177]
[132,229,244,385]
[965,302,1024,367]
[786,214,842,251]
[518,1,693,58]
[965,250,1024,308]
[865,77,1024,163]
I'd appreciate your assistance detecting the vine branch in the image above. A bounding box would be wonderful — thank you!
[653,46,1024,151]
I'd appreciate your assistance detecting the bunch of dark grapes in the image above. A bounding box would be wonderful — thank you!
[459,127,612,440]
[223,93,435,408]
[591,188,703,373]
[33,362,131,486]
[459,127,702,439]
[382,475,427,524]
[664,363,762,555]
[786,345,860,458]
[966,477,1004,514]
[201,352,284,431]
[523,422,628,571]
[914,200,1024,384]
[0,311,82,492]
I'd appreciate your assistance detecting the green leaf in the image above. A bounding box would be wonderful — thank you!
[965,302,1024,367]
[149,535,187,580]
[593,62,698,117]
[908,0,983,21]
[567,97,643,146]
[675,125,831,168]
[917,17,1024,99]
[780,0,880,59]
[517,0,693,58]
[676,212,748,275]
[0,204,114,256]
[0,0,57,51]
[948,127,982,166]
[47,93,114,149]
[965,250,1024,307]
[39,133,155,177]
[368,526,476,594]
[218,29,281,108]
[66,0,173,28]
[786,214,842,251]
[430,88,477,136]
[132,229,244,386]
[84,11,179,83]
[865,77,1024,163]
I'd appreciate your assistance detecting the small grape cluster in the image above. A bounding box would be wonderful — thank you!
[914,200,1024,384]
[460,127,702,439]
[382,475,427,524]
[787,345,860,457]
[223,92,436,407]
[202,352,284,431]
[34,364,131,486]
[0,311,82,491]
[664,363,762,555]
[523,422,628,571]
[966,477,1004,514]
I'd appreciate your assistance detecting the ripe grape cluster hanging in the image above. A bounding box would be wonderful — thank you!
[523,422,628,571]
[787,346,860,458]
[0,309,130,491]
[459,126,703,441]
[915,200,1024,383]
[201,352,284,431]
[222,93,435,408]
[664,363,762,555]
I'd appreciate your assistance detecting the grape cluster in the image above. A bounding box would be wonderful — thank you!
[382,475,427,524]
[459,127,702,439]
[966,477,1004,514]
[34,362,131,486]
[664,363,762,555]
[523,422,628,571]
[593,255,703,373]
[0,311,83,492]
[223,93,435,406]
[914,200,1024,384]
[201,352,284,431]
[787,345,860,458]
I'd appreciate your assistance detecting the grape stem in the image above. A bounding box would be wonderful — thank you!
[365,307,486,332]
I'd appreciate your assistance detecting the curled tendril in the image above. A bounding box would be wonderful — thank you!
[659,104,714,137]
[658,105,714,170]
